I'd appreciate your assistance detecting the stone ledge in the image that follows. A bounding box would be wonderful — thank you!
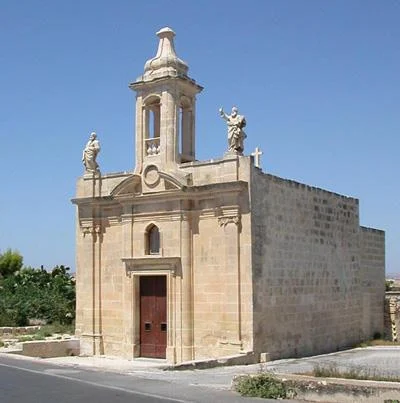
[21,339,80,358]
[164,351,258,371]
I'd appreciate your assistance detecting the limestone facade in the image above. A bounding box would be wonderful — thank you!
[72,28,385,364]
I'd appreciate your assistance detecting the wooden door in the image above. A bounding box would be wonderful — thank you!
[140,276,167,358]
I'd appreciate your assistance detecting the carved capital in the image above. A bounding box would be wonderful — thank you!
[218,215,241,227]
[81,226,93,238]
[80,223,103,238]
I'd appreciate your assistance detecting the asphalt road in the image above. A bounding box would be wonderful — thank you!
[3,347,398,402]
[0,355,291,403]
[0,361,166,403]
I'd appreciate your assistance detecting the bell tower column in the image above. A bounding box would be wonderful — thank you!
[161,90,178,168]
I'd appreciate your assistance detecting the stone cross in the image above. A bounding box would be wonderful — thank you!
[251,147,263,168]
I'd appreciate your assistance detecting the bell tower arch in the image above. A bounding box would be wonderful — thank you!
[129,27,203,173]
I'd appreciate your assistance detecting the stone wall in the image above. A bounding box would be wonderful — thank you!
[0,326,41,337]
[192,205,253,359]
[360,227,385,338]
[250,168,384,359]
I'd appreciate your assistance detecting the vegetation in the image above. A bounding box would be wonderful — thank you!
[0,251,75,327]
[35,323,75,337]
[357,339,399,347]
[18,336,37,342]
[313,363,400,383]
[386,279,395,291]
[233,372,296,399]
[0,249,23,278]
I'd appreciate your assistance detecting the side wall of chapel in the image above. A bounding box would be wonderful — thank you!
[250,168,384,359]
[359,227,385,338]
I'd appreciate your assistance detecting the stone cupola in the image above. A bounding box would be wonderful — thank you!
[130,27,203,174]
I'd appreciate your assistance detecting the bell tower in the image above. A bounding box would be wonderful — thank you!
[129,27,203,174]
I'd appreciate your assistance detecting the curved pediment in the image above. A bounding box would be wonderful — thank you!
[141,164,191,192]
[110,168,191,196]
[158,170,190,190]
[110,174,142,197]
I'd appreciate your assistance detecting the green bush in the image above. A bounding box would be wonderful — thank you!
[233,372,294,399]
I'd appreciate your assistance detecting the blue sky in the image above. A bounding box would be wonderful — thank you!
[0,1,399,275]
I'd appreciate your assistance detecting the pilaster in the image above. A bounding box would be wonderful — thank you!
[218,210,243,351]
[180,211,194,361]
[79,222,104,355]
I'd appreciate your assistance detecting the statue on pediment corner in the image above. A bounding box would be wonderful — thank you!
[82,132,101,174]
[219,106,247,155]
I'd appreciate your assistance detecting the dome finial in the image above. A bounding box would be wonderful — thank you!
[142,27,188,80]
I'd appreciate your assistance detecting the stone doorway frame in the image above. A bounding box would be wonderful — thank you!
[122,257,181,363]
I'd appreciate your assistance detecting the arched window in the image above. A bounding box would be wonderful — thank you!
[146,225,160,255]
[144,97,161,139]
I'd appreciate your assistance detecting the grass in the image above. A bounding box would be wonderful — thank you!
[13,323,74,342]
[356,339,399,347]
[18,336,34,342]
[313,363,400,383]
[35,323,75,338]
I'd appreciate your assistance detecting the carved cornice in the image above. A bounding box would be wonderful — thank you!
[122,256,181,277]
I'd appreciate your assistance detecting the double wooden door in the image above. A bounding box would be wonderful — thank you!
[139,276,167,358]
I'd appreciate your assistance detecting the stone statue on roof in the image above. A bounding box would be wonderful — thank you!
[82,132,101,173]
[219,106,247,155]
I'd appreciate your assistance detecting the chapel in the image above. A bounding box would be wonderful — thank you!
[72,27,385,364]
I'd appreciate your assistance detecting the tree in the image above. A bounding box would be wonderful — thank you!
[0,264,75,326]
[0,249,23,278]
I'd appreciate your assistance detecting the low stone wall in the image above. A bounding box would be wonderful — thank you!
[233,373,400,402]
[384,292,400,341]
[0,326,41,337]
[21,339,80,358]
[281,374,400,403]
